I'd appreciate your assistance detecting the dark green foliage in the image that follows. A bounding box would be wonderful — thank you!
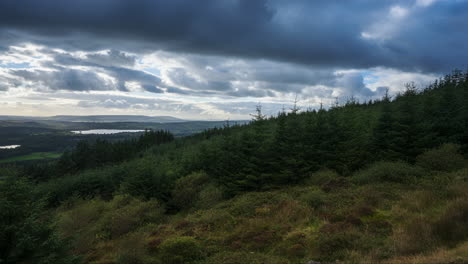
[58,129,174,173]
[5,69,468,264]
[159,237,203,264]
[416,144,467,172]
[352,161,425,184]
[28,69,468,200]
[25,130,174,181]
[0,174,78,264]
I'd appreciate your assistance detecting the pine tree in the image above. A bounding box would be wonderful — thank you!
[0,176,78,264]
[393,83,427,161]
[460,71,468,151]
[371,91,401,161]
[434,75,461,144]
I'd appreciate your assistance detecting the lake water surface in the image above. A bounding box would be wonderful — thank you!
[71,129,145,135]
[0,145,21,149]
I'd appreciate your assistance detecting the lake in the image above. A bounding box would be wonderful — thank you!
[71,129,145,135]
[0,145,21,149]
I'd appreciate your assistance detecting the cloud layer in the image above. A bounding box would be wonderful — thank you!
[0,0,464,119]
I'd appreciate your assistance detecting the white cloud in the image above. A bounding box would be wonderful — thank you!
[415,0,438,7]
[0,44,441,119]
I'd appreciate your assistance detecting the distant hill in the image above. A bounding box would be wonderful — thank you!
[0,115,186,123]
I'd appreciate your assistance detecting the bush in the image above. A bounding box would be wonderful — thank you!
[351,161,424,184]
[433,198,468,245]
[416,144,467,172]
[306,169,340,186]
[103,195,165,238]
[0,176,79,264]
[36,165,127,206]
[195,183,224,209]
[115,233,152,264]
[299,187,326,209]
[318,230,361,261]
[226,191,289,217]
[56,195,165,254]
[391,215,435,255]
[204,251,290,264]
[171,172,214,210]
[159,236,203,264]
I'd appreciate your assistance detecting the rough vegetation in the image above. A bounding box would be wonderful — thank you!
[1,70,468,263]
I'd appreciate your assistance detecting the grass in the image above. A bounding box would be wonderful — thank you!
[0,152,61,163]
[52,167,468,264]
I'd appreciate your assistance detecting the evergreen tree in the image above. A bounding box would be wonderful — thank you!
[393,83,427,161]
[0,175,78,264]
[371,91,401,161]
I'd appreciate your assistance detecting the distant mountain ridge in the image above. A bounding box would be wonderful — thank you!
[0,115,186,123]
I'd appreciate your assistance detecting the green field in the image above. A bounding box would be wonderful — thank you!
[0,152,62,163]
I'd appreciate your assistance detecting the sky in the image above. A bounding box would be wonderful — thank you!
[0,0,467,120]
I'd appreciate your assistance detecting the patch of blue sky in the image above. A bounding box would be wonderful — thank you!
[143,68,161,76]
[361,70,379,86]
[0,62,30,69]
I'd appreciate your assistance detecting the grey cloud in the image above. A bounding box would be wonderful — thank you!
[32,50,164,93]
[0,0,466,72]
[0,83,8,91]
[86,50,136,67]
[227,87,275,98]
[104,66,165,92]
[50,49,135,68]
[334,72,378,97]
[75,94,205,114]
[166,68,232,92]
[12,69,115,91]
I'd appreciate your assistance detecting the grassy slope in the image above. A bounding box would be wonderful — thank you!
[54,164,468,264]
[0,152,61,163]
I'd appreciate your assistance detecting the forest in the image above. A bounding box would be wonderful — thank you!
[1,70,468,264]
[0,120,235,162]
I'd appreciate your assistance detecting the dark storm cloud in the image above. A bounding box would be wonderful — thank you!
[0,0,467,72]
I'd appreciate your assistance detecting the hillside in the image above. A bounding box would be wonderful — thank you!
[1,70,468,264]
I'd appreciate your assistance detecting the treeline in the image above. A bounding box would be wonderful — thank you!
[2,70,468,263]
[24,129,174,181]
[200,70,468,194]
[30,69,468,204]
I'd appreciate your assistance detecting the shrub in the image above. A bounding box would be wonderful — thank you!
[115,233,151,264]
[171,172,223,211]
[37,168,119,206]
[228,219,282,251]
[171,172,210,209]
[306,169,340,186]
[226,191,289,217]
[299,187,326,209]
[159,236,203,264]
[56,195,165,255]
[351,161,424,184]
[433,198,468,245]
[204,251,290,264]
[416,144,467,172]
[318,230,361,261]
[391,215,435,255]
[104,195,165,238]
[195,183,224,209]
